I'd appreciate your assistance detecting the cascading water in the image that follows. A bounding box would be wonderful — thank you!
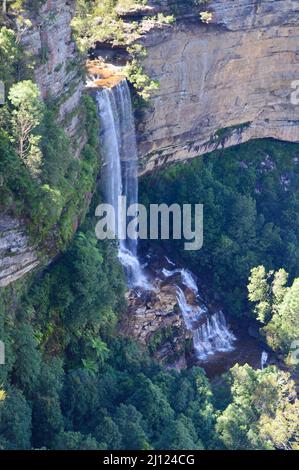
[193,311,236,361]
[261,351,268,370]
[96,78,235,361]
[161,256,236,361]
[176,286,206,329]
[181,269,199,296]
[96,80,150,289]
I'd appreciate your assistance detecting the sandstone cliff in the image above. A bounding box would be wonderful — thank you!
[0,0,87,287]
[2,0,299,287]
[137,0,299,173]
[21,0,87,153]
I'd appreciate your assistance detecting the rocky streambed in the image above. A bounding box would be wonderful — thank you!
[120,249,268,377]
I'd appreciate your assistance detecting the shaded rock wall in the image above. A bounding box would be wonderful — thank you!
[0,216,39,288]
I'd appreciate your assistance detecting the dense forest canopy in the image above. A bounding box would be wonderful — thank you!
[0,0,298,453]
[1,141,299,450]
[140,140,299,318]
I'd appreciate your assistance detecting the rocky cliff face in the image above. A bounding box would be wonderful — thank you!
[21,0,87,153]
[137,0,299,173]
[0,0,87,288]
[0,216,39,288]
[122,279,192,368]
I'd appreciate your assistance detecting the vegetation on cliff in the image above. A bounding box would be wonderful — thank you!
[248,266,299,363]
[140,139,299,319]
[0,24,100,249]
[0,0,298,453]
[1,213,298,450]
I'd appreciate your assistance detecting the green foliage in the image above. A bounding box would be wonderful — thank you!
[9,80,44,178]
[0,225,219,451]
[216,364,299,450]
[0,28,22,87]
[0,80,100,248]
[1,210,297,450]
[31,359,64,449]
[140,139,299,316]
[72,1,159,103]
[11,322,42,396]
[248,267,299,359]
[248,266,273,323]
[2,0,46,14]
[0,387,32,450]
[125,59,159,104]
[54,431,103,450]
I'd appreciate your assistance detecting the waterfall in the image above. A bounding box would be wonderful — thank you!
[96,80,150,289]
[161,254,236,361]
[176,286,207,329]
[181,269,198,296]
[96,80,235,361]
[162,267,199,296]
[193,311,236,361]
[261,351,268,370]
[176,286,236,361]
[162,268,181,278]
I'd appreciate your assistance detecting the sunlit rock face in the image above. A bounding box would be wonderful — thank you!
[137,0,299,174]
[21,0,87,154]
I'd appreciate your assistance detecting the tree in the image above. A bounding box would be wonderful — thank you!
[248,267,299,358]
[61,368,100,432]
[11,322,41,397]
[0,387,32,449]
[216,364,299,450]
[247,266,272,323]
[128,375,175,440]
[114,404,150,450]
[31,359,64,449]
[272,268,288,304]
[93,416,122,450]
[9,80,44,178]
[54,431,104,450]
[264,278,299,357]
[0,28,21,87]
[259,401,299,450]
[156,416,204,450]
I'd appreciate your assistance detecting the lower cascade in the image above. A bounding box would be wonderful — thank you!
[161,263,236,361]
[96,79,236,362]
[193,311,237,361]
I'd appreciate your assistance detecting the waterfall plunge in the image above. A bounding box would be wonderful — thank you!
[96,81,150,289]
[96,79,235,361]
[193,311,236,361]
[162,259,236,361]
